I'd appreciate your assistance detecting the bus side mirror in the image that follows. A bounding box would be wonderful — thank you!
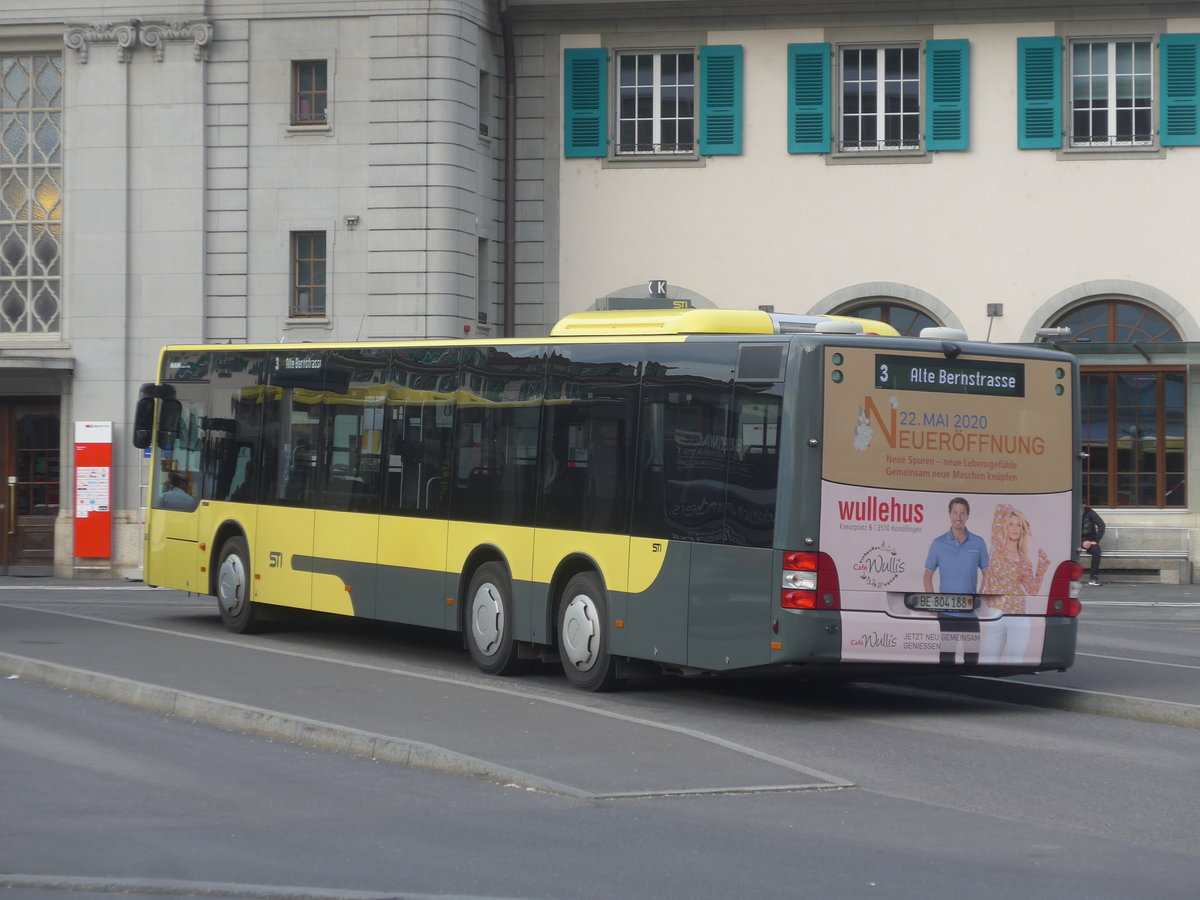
[132,396,155,449]
[133,383,181,451]
[132,383,159,449]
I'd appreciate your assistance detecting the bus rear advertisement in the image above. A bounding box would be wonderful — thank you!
[820,346,1077,669]
[133,309,1081,690]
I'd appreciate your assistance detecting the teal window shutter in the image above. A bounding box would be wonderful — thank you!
[699,45,743,155]
[1017,37,1062,149]
[788,43,831,153]
[1161,34,1200,147]
[925,39,970,151]
[564,48,607,158]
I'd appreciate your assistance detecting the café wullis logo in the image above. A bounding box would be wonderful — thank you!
[853,542,906,588]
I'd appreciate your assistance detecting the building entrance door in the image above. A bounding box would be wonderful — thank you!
[0,399,60,576]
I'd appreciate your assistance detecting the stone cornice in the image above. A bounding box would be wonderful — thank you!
[63,22,137,64]
[63,19,212,64]
[141,20,214,62]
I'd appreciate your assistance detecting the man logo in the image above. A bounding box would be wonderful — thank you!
[269,551,282,568]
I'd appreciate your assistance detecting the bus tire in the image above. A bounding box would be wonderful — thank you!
[557,572,618,692]
[465,562,522,676]
[215,536,258,634]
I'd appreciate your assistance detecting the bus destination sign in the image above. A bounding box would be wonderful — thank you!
[873,354,1025,398]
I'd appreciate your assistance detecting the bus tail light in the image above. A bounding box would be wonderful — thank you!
[1047,560,1082,617]
[781,551,840,610]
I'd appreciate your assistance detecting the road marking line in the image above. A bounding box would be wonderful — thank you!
[0,604,854,789]
[1077,651,1200,670]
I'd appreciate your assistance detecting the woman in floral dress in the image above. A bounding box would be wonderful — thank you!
[980,503,1049,663]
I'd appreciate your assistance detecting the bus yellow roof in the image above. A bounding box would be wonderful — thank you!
[550,308,900,337]
[551,308,774,336]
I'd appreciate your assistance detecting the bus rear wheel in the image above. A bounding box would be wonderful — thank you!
[215,536,258,634]
[465,562,522,676]
[558,572,618,692]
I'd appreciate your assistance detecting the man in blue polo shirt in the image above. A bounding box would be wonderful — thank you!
[923,497,988,664]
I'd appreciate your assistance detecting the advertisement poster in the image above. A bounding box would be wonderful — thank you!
[821,348,1074,666]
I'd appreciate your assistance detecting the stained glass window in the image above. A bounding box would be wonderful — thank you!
[1,54,61,334]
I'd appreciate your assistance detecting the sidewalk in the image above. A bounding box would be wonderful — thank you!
[1078,577,1200,604]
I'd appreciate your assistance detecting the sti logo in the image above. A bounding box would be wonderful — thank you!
[268,551,283,568]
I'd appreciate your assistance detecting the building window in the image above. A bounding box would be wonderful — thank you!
[0,53,62,334]
[564,46,742,159]
[1055,301,1184,508]
[837,300,937,336]
[616,51,695,155]
[290,232,326,317]
[292,60,327,125]
[840,47,920,151]
[478,69,491,137]
[789,40,969,155]
[1019,34,1200,150]
[1070,40,1153,147]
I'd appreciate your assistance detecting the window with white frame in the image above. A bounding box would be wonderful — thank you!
[840,46,920,151]
[1019,34,1200,150]
[616,51,695,155]
[1070,40,1153,147]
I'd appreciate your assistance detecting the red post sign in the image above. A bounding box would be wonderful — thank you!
[74,421,112,558]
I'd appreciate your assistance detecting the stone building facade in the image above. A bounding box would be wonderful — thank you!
[2,1,1199,579]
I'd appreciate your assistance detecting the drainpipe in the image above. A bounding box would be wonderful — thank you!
[499,0,516,337]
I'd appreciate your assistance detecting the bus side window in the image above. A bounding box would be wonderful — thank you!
[725,386,782,548]
[383,347,458,518]
[153,394,204,512]
[318,349,387,514]
[452,346,546,527]
[150,352,210,512]
[264,350,325,507]
[634,344,737,542]
[201,351,266,504]
[539,346,640,533]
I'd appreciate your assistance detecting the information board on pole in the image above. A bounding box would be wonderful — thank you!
[74,421,112,558]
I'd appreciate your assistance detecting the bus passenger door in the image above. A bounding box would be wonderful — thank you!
[252,353,323,612]
[310,352,389,619]
[376,346,459,630]
[146,370,209,592]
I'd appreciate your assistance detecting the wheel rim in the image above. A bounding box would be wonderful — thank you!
[217,552,246,618]
[470,581,504,657]
[560,593,599,672]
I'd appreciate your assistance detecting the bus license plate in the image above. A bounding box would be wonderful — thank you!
[906,593,976,612]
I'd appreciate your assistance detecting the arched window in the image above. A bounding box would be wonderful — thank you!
[836,300,938,336]
[1053,300,1185,509]
[1055,299,1180,344]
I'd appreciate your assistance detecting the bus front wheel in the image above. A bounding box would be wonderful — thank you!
[558,572,618,692]
[216,536,258,634]
[465,562,522,676]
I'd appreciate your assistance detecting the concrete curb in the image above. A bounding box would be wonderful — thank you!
[907,674,1200,729]
[0,652,586,798]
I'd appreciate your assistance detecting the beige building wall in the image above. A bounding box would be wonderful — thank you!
[532,4,1200,570]
[555,19,1200,345]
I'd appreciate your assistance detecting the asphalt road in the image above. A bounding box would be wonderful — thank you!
[2,576,1199,899]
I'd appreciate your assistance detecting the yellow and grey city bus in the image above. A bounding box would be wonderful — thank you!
[133,308,1082,691]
